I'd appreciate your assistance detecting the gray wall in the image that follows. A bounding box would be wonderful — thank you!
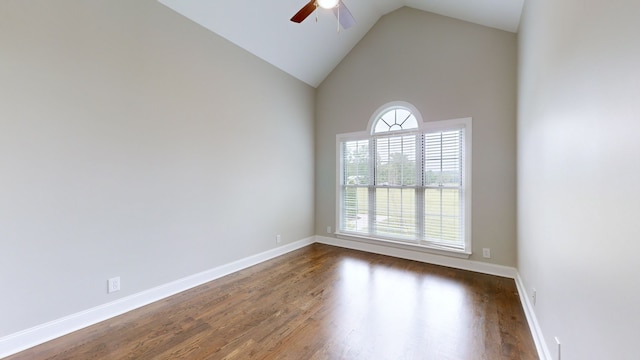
[316,8,518,266]
[518,0,640,358]
[0,0,315,337]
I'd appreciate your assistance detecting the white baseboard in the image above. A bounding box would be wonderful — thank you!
[514,273,552,360]
[317,235,551,360]
[0,236,315,359]
[316,235,517,278]
[1,235,551,360]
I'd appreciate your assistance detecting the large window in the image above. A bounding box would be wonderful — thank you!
[337,103,472,255]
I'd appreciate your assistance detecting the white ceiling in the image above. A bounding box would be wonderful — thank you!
[158,0,524,87]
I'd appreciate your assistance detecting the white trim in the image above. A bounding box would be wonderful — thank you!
[0,236,315,359]
[336,116,473,254]
[335,129,368,142]
[459,118,473,254]
[335,232,471,259]
[316,235,515,278]
[515,273,552,360]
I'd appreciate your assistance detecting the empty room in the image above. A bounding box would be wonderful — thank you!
[1,0,638,359]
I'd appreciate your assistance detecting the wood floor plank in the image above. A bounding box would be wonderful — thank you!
[7,244,538,359]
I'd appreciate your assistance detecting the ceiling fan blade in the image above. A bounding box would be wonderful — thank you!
[333,1,356,29]
[291,0,317,23]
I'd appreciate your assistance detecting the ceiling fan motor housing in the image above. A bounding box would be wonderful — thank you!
[317,0,339,9]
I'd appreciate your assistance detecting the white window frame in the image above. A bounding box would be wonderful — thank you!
[335,102,472,258]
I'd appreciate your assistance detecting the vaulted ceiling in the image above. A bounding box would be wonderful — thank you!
[158,0,524,87]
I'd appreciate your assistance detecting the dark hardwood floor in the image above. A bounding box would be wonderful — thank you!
[7,244,538,359]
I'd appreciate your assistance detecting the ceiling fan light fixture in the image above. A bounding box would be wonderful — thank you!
[316,0,339,10]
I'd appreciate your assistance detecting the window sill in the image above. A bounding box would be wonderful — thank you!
[335,232,471,259]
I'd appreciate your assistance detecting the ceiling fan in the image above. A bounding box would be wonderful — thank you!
[290,0,356,30]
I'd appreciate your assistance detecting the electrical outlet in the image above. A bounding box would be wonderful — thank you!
[276,234,281,244]
[555,337,561,360]
[532,288,537,305]
[482,248,491,258]
[108,277,120,293]
[326,226,332,234]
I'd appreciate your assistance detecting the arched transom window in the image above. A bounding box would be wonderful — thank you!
[372,107,419,134]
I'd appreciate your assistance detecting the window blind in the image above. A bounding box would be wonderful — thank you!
[339,121,468,251]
